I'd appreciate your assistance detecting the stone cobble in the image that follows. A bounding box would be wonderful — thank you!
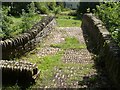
[62,49,93,64]
[36,27,112,88]
[37,47,61,57]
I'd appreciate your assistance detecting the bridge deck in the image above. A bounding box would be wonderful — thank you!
[18,27,112,88]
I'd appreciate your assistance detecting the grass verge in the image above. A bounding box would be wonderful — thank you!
[56,15,81,27]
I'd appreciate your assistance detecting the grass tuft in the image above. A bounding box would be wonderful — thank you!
[50,37,86,50]
[38,51,63,71]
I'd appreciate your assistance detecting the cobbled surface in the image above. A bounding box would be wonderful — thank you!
[35,27,112,88]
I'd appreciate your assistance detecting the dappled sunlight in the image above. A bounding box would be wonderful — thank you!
[1,1,119,89]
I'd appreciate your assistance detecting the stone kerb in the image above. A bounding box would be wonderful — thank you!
[82,13,120,88]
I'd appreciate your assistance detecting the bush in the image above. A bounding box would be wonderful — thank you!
[53,6,61,16]
[35,2,49,14]
[20,2,38,33]
[35,2,65,15]
[94,2,120,46]
[47,2,56,11]
[1,6,13,39]
[27,2,36,17]
[1,2,40,39]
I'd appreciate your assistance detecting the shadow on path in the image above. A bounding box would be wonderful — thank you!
[81,28,116,89]
[2,79,35,90]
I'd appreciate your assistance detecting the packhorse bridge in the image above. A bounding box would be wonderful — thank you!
[1,14,120,89]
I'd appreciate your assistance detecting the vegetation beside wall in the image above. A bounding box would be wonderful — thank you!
[1,16,55,60]
[77,1,120,47]
[94,2,120,47]
[1,2,66,40]
[1,2,41,40]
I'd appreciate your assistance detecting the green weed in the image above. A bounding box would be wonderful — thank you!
[50,37,86,50]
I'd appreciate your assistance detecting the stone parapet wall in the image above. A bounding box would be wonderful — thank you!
[0,16,56,59]
[1,60,40,83]
[82,13,120,88]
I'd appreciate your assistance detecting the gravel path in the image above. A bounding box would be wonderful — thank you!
[35,27,112,88]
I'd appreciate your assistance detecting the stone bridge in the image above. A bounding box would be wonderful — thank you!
[1,14,120,89]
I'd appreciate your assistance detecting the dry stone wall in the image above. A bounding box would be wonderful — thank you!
[82,13,120,88]
[0,16,56,60]
[1,60,40,84]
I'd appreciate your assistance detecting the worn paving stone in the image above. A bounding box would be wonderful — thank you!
[62,49,93,64]
[36,27,113,88]
[37,47,61,57]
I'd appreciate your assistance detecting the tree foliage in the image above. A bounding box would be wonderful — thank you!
[35,2,49,14]
[1,2,65,40]
[2,2,30,16]
[1,2,39,39]
[95,2,120,46]
[2,6,13,39]
[35,2,63,15]
[20,2,37,33]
